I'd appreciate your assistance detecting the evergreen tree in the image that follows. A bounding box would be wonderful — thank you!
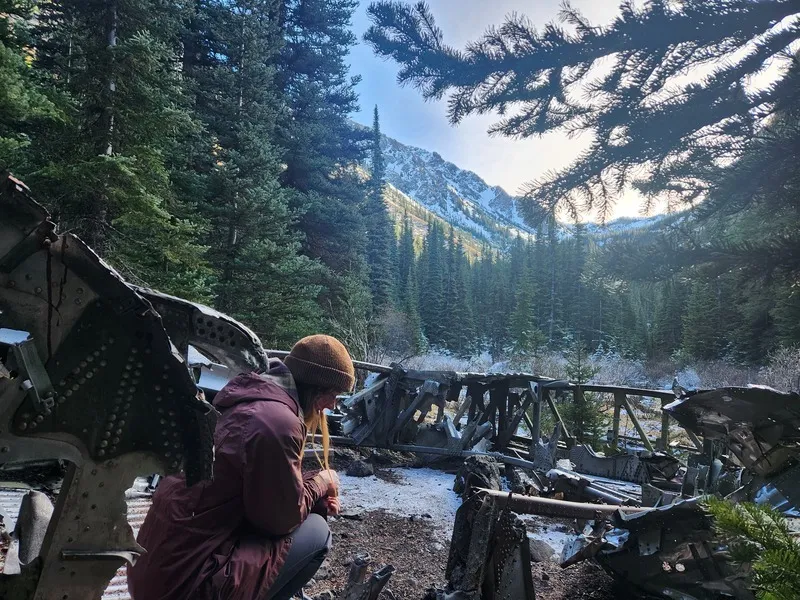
[0,0,61,172]
[365,105,395,308]
[188,0,323,345]
[418,220,447,348]
[278,0,370,320]
[706,497,800,600]
[442,230,475,357]
[653,278,688,357]
[18,0,209,299]
[562,340,605,448]
[510,247,546,357]
[682,280,722,360]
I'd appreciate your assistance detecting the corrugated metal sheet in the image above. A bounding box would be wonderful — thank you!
[0,486,31,533]
[0,479,153,600]
[102,484,153,600]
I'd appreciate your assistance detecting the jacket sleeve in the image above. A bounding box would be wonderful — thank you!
[241,408,326,537]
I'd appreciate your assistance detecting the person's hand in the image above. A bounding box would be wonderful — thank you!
[316,469,340,497]
[325,496,341,516]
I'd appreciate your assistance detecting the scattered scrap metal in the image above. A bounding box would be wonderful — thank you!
[2,173,799,600]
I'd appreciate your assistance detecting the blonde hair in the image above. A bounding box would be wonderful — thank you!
[304,408,330,472]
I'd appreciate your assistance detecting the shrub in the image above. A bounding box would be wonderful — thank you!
[706,497,800,600]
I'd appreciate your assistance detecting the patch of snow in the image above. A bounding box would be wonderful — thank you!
[338,467,461,540]
[518,515,576,561]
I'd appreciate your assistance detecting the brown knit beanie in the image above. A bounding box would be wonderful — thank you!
[284,335,355,392]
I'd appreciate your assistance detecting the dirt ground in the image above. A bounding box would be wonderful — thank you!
[305,463,621,600]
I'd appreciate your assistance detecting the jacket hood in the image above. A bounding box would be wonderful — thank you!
[213,358,301,414]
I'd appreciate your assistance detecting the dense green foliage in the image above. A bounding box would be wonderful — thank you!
[706,498,800,600]
[2,0,799,365]
[0,0,377,348]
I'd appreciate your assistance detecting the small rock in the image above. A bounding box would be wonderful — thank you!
[430,542,444,552]
[529,538,557,563]
[315,566,329,580]
[421,512,432,519]
[541,572,550,582]
[346,459,374,477]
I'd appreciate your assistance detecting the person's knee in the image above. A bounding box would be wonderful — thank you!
[305,513,332,556]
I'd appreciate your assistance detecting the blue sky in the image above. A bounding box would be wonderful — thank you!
[346,1,642,218]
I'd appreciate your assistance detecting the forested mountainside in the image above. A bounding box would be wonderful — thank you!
[2,0,798,366]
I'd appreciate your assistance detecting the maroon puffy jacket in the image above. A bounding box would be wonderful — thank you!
[128,361,325,600]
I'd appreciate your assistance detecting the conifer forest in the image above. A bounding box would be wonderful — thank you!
[2,0,800,379]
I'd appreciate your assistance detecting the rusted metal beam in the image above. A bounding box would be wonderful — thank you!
[611,392,623,451]
[621,396,656,453]
[477,488,647,519]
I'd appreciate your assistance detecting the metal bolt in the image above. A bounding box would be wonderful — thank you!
[8,280,15,288]
[100,360,107,367]
[75,298,82,305]
[112,437,119,444]
[35,415,44,423]
[99,440,108,448]
[102,431,111,439]
[98,450,105,456]
[58,396,66,404]
[34,287,42,294]
[118,420,126,427]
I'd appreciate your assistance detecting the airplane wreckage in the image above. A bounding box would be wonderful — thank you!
[1,173,799,600]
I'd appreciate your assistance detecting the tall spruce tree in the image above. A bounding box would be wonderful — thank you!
[187,0,323,345]
[365,105,395,308]
[22,0,209,298]
[278,0,371,319]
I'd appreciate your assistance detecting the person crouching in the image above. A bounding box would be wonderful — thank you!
[128,335,354,600]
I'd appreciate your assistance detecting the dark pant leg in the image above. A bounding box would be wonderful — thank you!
[265,513,332,600]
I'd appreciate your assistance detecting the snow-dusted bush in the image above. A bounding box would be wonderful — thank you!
[758,346,800,391]
[394,350,493,373]
[374,346,800,392]
[587,349,647,386]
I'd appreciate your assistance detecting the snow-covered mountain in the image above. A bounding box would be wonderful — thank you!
[369,127,667,247]
[380,135,534,243]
